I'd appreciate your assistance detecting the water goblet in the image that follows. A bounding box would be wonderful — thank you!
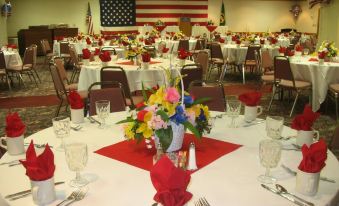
[226,100,241,128]
[266,116,284,139]
[52,116,70,151]
[95,100,110,129]
[303,48,309,56]
[65,143,88,187]
[258,139,282,184]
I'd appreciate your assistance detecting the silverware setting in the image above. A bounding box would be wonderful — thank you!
[195,197,210,206]
[56,189,81,206]
[0,160,20,166]
[63,188,87,206]
[275,184,314,206]
[5,181,65,201]
[261,184,305,206]
[24,143,53,148]
[243,120,265,127]
[87,116,102,126]
[281,164,336,183]
[71,125,82,131]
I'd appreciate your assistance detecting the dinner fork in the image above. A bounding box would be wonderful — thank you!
[64,189,87,206]
[56,190,81,206]
[195,197,211,206]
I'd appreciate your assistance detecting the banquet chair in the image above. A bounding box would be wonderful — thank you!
[328,83,339,121]
[54,57,78,90]
[244,45,261,73]
[194,51,209,80]
[254,50,274,89]
[330,125,339,153]
[189,80,226,112]
[214,34,221,42]
[181,64,203,91]
[59,42,71,58]
[268,56,312,117]
[7,45,39,87]
[178,40,189,51]
[0,51,11,90]
[88,81,127,116]
[100,66,144,108]
[191,39,206,58]
[209,43,225,80]
[69,45,82,83]
[40,39,54,65]
[49,64,87,117]
[31,44,41,83]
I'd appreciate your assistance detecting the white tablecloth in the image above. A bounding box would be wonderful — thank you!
[3,50,22,68]
[0,112,338,206]
[77,58,193,92]
[138,26,180,37]
[154,39,197,52]
[192,26,229,37]
[222,44,280,65]
[290,56,339,111]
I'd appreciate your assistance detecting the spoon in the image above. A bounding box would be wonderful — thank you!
[71,125,82,131]
[275,184,314,206]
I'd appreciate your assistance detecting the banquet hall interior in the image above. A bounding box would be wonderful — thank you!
[0,0,339,205]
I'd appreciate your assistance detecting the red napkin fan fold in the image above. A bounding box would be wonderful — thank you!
[68,90,84,109]
[20,141,55,181]
[99,51,111,62]
[291,104,320,131]
[178,48,192,60]
[142,52,151,62]
[298,139,327,173]
[162,47,169,53]
[82,49,91,59]
[238,91,262,106]
[6,112,26,137]
[150,156,192,206]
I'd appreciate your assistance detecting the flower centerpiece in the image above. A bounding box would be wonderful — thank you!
[172,31,185,40]
[177,48,192,67]
[118,70,211,152]
[318,41,338,61]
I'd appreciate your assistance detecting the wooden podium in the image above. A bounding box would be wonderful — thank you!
[179,17,191,37]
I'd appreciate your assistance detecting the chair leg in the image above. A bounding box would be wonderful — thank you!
[335,93,338,121]
[33,69,42,83]
[18,73,26,87]
[290,92,299,117]
[55,99,63,117]
[242,65,245,84]
[268,86,278,112]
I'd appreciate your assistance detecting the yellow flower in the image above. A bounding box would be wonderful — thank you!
[192,105,202,117]
[201,105,210,119]
[144,111,153,122]
[136,123,153,139]
[124,122,136,140]
[163,101,177,116]
[148,86,165,105]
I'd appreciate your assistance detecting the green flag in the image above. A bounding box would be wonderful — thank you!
[219,1,226,26]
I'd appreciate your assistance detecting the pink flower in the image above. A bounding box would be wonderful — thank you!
[165,87,180,103]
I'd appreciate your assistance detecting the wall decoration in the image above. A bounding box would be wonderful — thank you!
[1,0,11,17]
[290,4,302,19]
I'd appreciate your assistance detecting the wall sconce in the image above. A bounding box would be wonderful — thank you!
[290,4,302,19]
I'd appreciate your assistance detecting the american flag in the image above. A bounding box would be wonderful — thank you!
[100,0,208,35]
[87,2,94,35]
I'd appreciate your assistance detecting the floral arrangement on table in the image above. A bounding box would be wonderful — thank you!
[126,46,144,61]
[318,41,338,58]
[155,20,165,26]
[149,29,160,38]
[207,20,214,25]
[173,31,185,40]
[120,34,132,47]
[118,70,211,152]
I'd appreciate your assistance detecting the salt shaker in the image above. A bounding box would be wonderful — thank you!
[187,142,198,171]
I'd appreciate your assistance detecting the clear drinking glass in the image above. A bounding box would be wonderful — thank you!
[95,100,110,129]
[258,139,282,184]
[226,100,242,128]
[303,48,309,56]
[65,143,88,187]
[266,116,284,139]
[52,116,71,151]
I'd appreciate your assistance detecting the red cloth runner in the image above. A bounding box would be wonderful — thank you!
[116,61,162,66]
[95,133,242,172]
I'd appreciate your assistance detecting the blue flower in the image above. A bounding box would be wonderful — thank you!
[198,108,206,121]
[170,105,187,124]
[184,95,194,105]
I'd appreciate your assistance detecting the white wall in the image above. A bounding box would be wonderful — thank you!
[318,0,339,46]
[6,0,317,37]
[0,0,8,45]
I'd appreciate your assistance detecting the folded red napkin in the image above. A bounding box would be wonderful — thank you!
[6,112,26,137]
[298,139,327,173]
[7,44,17,49]
[291,104,320,131]
[20,141,55,181]
[162,47,169,53]
[206,25,217,32]
[82,48,91,59]
[236,39,241,45]
[271,38,278,44]
[232,36,238,42]
[98,39,103,47]
[318,51,327,59]
[295,45,303,52]
[279,47,286,54]
[99,51,111,62]
[219,38,225,43]
[287,50,295,57]
[122,40,129,46]
[178,48,192,60]
[94,48,100,56]
[238,91,262,106]
[150,156,192,206]
[309,58,318,62]
[144,39,152,45]
[142,52,151,62]
[68,90,84,109]
[86,37,92,45]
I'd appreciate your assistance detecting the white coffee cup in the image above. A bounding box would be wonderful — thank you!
[296,169,320,196]
[244,105,263,122]
[296,130,319,147]
[71,108,84,124]
[0,135,25,155]
[31,177,56,205]
[143,62,150,69]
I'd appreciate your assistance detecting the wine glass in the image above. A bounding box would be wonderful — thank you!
[65,143,88,187]
[95,100,110,129]
[266,116,284,139]
[226,100,242,128]
[52,116,70,151]
[258,139,282,184]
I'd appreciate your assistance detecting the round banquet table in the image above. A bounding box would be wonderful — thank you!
[222,44,279,65]
[2,50,22,68]
[0,112,338,206]
[154,39,197,52]
[77,58,194,92]
[289,56,339,112]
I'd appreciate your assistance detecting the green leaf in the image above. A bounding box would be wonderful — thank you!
[141,82,148,102]
[192,97,211,105]
[155,127,173,151]
[156,110,169,121]
[116,118,135,124]
[183,121,201,139]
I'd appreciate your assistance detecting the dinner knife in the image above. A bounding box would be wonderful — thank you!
[5,181,64,199]
[261,184,305,206]
[281,164,336,183]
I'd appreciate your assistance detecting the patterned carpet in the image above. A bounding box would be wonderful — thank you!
[0,57,338,159]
